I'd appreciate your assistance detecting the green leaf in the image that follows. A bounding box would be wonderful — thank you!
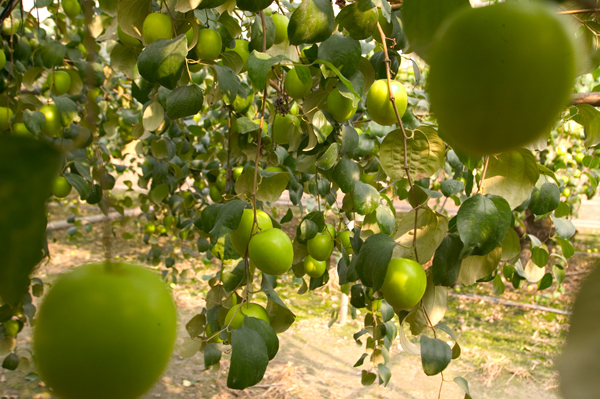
[355,233,397,291]
[288,0,334,45]
[336,0,378,40]
[316,143,339,170]
[249,15,275,53]
[166,85,204,120]
[150,184,170,203]
[23,110,45,135]
[556,237,575,259]
[440,179,464,197]
[110,43,138,77]
[40,41,67,68]
[431,234,463,287]
[493,274,505,296]
[213,64,243,101]
[243,317,279,360]
[531,246,549,267]
[394,208,448,263]
[402,0,470,61]
[459,246,501,286]
[117,0,150,41]
[332,156,360,194]
[420,335,452,376]
[482,149,539,209]
[454,377,472,398]
[376,205,395,236]
[256,169,291,203]
[538,273,553,291]
[553,265,566,285]
[317,34,361,78]
[209,200,247,244]
[2,353,19,371]
[53,96,79,127]
[340,125,359,156]
[64,173,91,200]
[185,314,206,338]
[0,138,61,305]
[227,326,269,389]
[137,35,188,90]
[574,104,600,148]
[247,52,288,91]
[528,182,560,215]
[500,228,521,262]
[204,343,222,369]
[380,127,445,181]
[353,181,380,216]
[552,215,576,239]
[378,363,392,387]
[261,274,296,333]
[361,370,377,386]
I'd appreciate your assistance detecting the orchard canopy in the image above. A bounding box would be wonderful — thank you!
[3,0,600,397]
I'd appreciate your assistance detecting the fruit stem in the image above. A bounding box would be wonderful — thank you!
[478,156,490,195]
[226,111,233,187]
[376,21,420,263]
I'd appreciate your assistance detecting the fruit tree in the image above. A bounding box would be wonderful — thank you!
[2,0,600,397]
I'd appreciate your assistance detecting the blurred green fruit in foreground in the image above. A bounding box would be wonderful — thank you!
[428,2,576,155]
[39,104,62,137]
[33,262,177,399]
[0,106,13,130]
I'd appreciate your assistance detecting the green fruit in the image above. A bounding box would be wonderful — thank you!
[230,90,254,114]
[39,104,62,137]
[144,223,156,235]
[380,258,427,311]
[236,0,273,12]
[209,185,223,203]
[12,122,30,136]
[33,263,177,399]
[205,324,222,343]
[428,2,576,155]
[249,228,293,276]
[225,40,250,73]
[142,13,173,44]
[332,156,360,193]
[288,0,334,45]
[224,303,270,330]
[0,106,13,131]
[52,176,72,198]
[323,223,335,239]
[273,113,293,144]
[195,29,222,60]
[0,50,6,69]
[50,70,72,96]
[284,68,312,100]
[307,233,334,262]
[2,15,21,36]
[62,0,82,19]
[3,320,19,336]
[326,88,358,123]
[272,14,289,44]
[233,166,244,180]
[336,0,378,40]
[304,255,326,278]
[118,26,141,47]
[367,80,407,126]
[338,230,353,254]
[230,208,273,256]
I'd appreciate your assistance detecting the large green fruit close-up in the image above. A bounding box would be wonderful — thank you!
[303,255,326,278]
[230,208,273,256]
[248,228,294,276]
[49,70,72,96]
[142,13,173,44]
[380,258,427,311]
[52,176,72,198]
[224,303,270,330]
[0,106,13,130]
[62,0,82,19]
[428,2,576,155]
[284,68,312,100]
[326,88,358,122]
[39,104,62,137]
[307,232,334,262]
[366,80,407,126]
[33,262,177,399]
[195,29,222,60]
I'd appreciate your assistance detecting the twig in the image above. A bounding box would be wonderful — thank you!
[450,292,572,316]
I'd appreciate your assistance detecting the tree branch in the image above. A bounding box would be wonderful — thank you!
[571,92,600,107]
